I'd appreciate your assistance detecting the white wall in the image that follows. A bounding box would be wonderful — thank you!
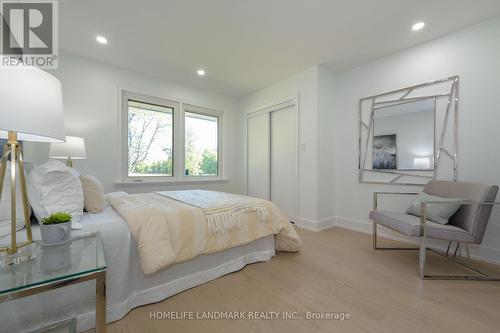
[238,66,324,228]
[316,66,336,221]
[24,52,244,194]
[328,17,500,262]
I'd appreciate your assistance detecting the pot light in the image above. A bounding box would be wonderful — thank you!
[412,22,425,31]
[96,36,108,44]
[197,69,206,76]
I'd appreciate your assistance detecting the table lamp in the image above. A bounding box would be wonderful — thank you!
[0,64,65,255]
[49,136,86,167]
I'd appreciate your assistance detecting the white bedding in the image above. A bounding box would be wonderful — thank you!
[0,207,276,332]
[157,190,271,234]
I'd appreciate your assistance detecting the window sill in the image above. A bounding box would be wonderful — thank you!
[113,178,230,188]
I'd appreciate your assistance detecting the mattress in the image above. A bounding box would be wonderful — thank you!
[0,207,276,332]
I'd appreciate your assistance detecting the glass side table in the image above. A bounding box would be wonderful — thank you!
[0,232,107,332]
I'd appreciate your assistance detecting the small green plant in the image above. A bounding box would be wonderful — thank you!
[42,212,72,225]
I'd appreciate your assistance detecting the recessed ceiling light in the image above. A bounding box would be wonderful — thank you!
[96,36,108,44]
[412,22,425,31]
[197,69,206,76]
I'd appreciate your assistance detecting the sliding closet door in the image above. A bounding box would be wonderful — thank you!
[247,113,270,200]
[270,106,297,221]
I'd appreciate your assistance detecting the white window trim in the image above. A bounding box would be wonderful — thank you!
[119,90,225,184]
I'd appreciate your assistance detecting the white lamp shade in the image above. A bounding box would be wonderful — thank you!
[0,64,65,142]
[49,136,86,159]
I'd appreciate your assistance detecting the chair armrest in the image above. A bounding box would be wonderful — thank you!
[373,192,419,210]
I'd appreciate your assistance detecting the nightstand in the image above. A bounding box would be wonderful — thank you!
[0,233,107,332]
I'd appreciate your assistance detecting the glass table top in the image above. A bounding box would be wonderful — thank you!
[0,233,106,295]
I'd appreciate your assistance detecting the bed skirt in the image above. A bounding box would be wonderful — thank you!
[79,239,275,331]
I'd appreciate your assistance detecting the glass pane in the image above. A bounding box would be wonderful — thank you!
[0,234,106,295]
[185,112,218,176]
[127,100,173,177]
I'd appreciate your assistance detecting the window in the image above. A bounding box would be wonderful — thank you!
[124,94,176,178]
[184,111,219,176]
[122,92,223,182]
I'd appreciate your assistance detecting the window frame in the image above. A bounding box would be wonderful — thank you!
[120,91,224,183]
[181,104,224,179]
[121,91,179,181]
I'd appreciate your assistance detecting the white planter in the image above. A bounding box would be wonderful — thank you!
[40,221,72,245]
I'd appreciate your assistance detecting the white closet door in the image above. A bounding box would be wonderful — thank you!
[270,106,297,221]
[247,113,270,200]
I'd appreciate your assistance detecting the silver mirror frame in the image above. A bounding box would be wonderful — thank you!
[358,76,459,185]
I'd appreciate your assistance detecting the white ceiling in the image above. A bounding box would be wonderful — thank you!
[59,0,500,96]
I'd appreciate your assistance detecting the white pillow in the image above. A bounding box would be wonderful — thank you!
[0,162,33,238]
[27,160,84,224]
[406,192,463,225]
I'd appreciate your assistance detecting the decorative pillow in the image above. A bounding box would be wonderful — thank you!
[0,162,33,237]
[27,160,84,223]
[406,192,463,225]
[80,174,106,213]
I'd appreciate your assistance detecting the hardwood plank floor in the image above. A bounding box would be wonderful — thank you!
[105,227,500,333]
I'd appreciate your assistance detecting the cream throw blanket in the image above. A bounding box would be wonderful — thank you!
[107,191,302,275]
[156,190,270,234]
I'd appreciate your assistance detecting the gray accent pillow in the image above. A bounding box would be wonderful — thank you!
[406,193,463,224]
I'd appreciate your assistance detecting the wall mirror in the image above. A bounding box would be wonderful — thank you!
[359,76,459,185]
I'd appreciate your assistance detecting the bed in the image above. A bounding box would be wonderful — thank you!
[0,190,299,332]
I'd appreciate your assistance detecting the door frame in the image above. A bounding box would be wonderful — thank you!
[246,95,299,222]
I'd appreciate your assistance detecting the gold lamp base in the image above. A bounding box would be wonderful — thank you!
[0,131,33,255]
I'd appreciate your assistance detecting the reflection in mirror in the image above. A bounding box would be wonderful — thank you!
[373,98,435,171]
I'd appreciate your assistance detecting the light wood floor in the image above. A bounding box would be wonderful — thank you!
[105,227,500,333]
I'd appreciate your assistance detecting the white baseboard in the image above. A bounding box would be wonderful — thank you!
[294,216,335,232]
[333,216,500,265]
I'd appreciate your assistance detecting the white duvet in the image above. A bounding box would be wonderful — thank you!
[107,190,302,275]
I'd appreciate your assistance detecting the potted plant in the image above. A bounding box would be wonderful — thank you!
[40,212,72,245]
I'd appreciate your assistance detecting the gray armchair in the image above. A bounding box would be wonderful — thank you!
[369,180,499,280]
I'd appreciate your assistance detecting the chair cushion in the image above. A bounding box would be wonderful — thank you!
[369,210,474,242]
